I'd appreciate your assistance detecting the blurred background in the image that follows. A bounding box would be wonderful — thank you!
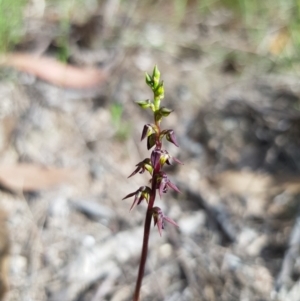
[1,0,300,300]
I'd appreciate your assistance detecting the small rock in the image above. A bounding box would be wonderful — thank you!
[178,211,206,236]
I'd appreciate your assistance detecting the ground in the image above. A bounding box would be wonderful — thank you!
[0,1,300,301]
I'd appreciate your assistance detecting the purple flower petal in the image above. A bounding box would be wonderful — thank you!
[167,180,181,193]
[122,190,137,200]
[163,216,179,227]
[151,149,161,170]
[141,124,153,141]
[172,157,183,165]
[128,166,141,178]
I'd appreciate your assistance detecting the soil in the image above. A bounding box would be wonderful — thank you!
[0,2,300,301]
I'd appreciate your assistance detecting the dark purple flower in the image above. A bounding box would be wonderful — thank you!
[122,186,152,211]
[159,107,173,117]
[156,172,181,197]
[160,129,179,147]
[150,149,183,171]
[141,124,157,141]
[152,207,178,236]
[128,158,153,178]
[150,149,162,171]
[166,130,179,147]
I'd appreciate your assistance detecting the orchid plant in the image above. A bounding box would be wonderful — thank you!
[123,66,182,301]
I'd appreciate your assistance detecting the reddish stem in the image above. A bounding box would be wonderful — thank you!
[132,209,152,300]
[133,179,157,301]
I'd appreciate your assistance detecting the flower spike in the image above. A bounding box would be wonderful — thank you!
[123,66,182,300]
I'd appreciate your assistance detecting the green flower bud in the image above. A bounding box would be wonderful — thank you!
[155,81,164,99]
[154,110,163,123]
[154,106,171,123]
[152,65,160,88]
[145,72,153,87]
[135,99,151,109]
[160,107,173,117]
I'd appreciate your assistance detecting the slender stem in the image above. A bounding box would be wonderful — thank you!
[133,175,157,301]
[132,208,152,301]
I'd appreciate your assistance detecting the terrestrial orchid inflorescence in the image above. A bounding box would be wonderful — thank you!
[123,66,182,301]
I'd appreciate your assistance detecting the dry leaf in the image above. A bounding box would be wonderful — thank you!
[269,28,290,56]
[0,164,75,192]
[0,53,108,89]
[213,170,274,196]
[214,170,300,196]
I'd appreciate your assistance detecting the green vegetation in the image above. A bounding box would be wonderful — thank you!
[110,103,131,142]
[0,0,26,53]
[186,0,300,69]
[0,0,300,71]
